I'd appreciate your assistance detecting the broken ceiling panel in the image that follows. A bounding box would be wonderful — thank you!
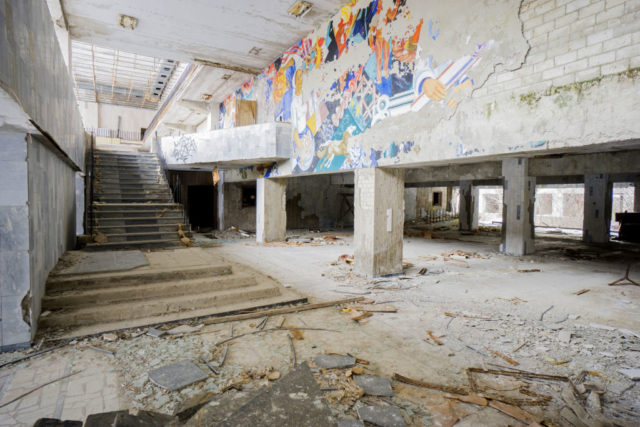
[71,40,187,109]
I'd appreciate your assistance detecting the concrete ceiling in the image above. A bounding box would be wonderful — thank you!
[62,0,345,72]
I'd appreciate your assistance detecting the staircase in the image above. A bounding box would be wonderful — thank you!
[39,249,307,338]
[89,148,189,249]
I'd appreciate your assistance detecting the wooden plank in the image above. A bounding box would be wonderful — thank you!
[202,297,365,325]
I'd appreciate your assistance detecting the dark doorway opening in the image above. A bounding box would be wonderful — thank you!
[187,185,215,229]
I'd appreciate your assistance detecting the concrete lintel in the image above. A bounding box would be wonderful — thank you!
[179,100,210,114]
[530,150,640,177]
[406,179,503,188]
[405,161,502,184]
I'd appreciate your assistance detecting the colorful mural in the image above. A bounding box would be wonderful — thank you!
[222,0,493,175]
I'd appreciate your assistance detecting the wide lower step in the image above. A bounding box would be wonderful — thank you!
[97,231,191,243]
[95,184,170,192]
[95,173,164,181]
[94,152,156,159]
[85,238,184,250]
[47,263,232,293]
[93,224,188,234]
[95,158,159,165]
[43,273,258,310]
[39,283,282,328]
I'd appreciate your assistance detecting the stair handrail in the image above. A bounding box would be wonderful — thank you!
[88,131,96,236]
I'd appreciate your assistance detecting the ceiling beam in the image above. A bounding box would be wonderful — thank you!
[193,58,261,76]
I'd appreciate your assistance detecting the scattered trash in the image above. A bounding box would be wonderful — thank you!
[427,330,444,345]
[87,345,115,357]
[539,305,554,321]
[608,264,639,287]
[574,289,590,295]
[102,333,118,342]
[167,324,203,335]
[517,269,541,273]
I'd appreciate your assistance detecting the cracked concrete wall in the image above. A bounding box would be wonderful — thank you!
[207,0,639,180]
[286,175,349,229]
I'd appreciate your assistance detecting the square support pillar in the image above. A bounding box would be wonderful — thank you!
[217,171,225,231]
[459,180,479,232]
[583,174,612,243]
[501,158,535,256]
[256,177,287,243]
[634,180,640,213]
[354,168,404,277]
[404,187,417,220]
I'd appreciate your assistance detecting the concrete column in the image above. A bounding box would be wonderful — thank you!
[217,171,225,231]
[583,174,612,243]
[354,168,404,277]
[501,158,535,255]
[404,187,417,220]
[256,178,287,243]
[634,180,640,213]
[459,180,479,231]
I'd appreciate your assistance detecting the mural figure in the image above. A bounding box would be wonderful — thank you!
[221,0,494,176]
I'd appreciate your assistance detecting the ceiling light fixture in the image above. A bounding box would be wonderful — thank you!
[287,1,313,18]
[118,14,138,30]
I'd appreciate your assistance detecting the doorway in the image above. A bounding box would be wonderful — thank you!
[187,185,215,230]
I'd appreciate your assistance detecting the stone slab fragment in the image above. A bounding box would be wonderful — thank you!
[357,406,406,427]
[618,368,640,380]
[215,362,333,426]
[354,375,394,396]
[314,354,356,369]
[148,360,208,391]
[58,250,149,275]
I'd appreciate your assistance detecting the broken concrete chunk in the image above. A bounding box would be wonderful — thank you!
[586,391,602,413]
[102,333,118,342]
[354,375,394,397]
[147,328,166,338]
[314,354,356,370]
[148,360,208,391]
[167,324,203,335]
[559,330,572,343]
[214,362,333,426]
[337,419,365,427]
[357,405,406,427]
[618,368,640,380]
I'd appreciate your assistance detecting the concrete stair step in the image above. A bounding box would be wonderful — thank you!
[94,199,171,203]
[91,217,186,227]
[93,203,180,209]
[39,282,282,328]
[42,273,258,309]
[95,165,161,171]
[95,180,167,186]
[93,211,183,219]
[94,190,172,196]
[94,152,156,159]
[47,263,232,293]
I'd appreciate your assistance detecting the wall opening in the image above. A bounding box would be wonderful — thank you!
[187,185,215,230]
[242,184,257,208]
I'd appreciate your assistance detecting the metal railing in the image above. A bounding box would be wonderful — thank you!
[87,132,96,235]
[422,207,459,224]
[86,128,142,141]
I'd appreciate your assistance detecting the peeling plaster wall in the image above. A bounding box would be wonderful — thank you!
[208,0,640,179]
[0,1,85,349]
[0,0,85,166]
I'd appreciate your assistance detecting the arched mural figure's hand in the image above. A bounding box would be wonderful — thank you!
[421,78,446,102]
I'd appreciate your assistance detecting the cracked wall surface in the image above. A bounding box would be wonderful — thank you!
[168,0,640,180]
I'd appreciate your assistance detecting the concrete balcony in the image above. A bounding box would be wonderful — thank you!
[159,122,291,169]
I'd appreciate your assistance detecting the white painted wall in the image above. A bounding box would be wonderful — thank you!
[78,102,157,133]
